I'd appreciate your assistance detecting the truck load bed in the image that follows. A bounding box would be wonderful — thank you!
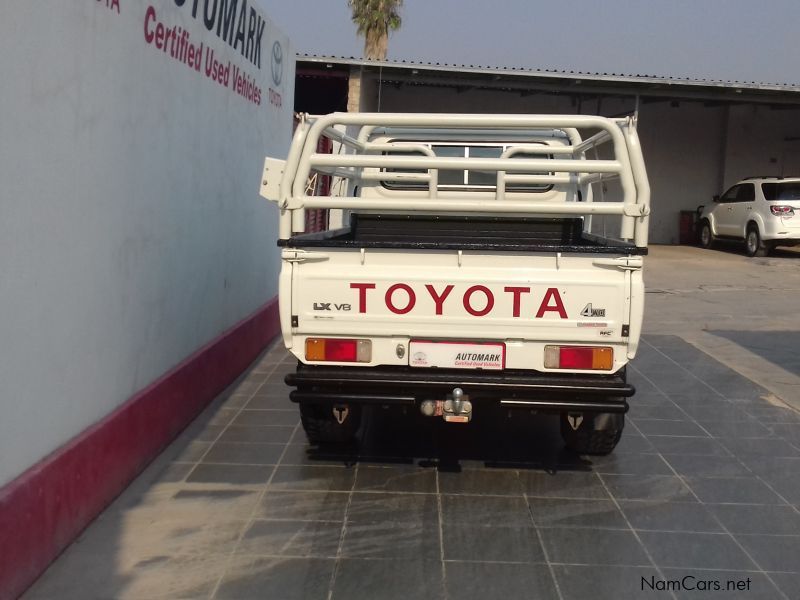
[280,214,647,254]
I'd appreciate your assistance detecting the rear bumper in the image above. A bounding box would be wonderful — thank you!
[286,364,633,414]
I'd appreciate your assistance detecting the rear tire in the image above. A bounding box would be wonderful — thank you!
[299,402,361,444]
[699,221,714,249]
[745,225,767,257]
[560,412,624,455]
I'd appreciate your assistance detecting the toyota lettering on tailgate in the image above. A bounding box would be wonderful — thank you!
[348,283,568,319]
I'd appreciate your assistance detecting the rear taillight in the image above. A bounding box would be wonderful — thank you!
[544,345,613,370]
[305,338,372,363]
[770,205,795,217]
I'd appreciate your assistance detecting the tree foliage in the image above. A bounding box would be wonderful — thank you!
[348,0,403,60]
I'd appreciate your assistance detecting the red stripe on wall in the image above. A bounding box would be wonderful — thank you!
[0,297,280,600]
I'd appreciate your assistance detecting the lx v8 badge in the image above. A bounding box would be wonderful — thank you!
[313,302,352,311]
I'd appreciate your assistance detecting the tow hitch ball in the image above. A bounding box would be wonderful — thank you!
[420,388,473,423]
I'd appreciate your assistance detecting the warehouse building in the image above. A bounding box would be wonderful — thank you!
[295,55,800,244]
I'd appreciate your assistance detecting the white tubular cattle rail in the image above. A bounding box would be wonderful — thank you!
[262,112,651,247]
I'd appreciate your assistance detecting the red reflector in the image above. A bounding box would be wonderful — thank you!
[559,346,595,369]
[325,339,357,361]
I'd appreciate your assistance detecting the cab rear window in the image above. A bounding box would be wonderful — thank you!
[383,143,553,192]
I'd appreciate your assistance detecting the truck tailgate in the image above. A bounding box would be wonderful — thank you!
[285,247,643,372]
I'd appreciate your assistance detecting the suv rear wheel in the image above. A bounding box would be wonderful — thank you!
[745,225,767,257]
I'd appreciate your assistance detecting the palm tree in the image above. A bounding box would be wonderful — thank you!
[348,0,403,61]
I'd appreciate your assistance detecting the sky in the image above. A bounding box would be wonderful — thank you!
[261,0,800,85]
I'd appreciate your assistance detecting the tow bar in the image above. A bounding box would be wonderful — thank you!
[420,388,473,423]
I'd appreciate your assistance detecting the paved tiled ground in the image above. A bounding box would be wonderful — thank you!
[26,335,800,600]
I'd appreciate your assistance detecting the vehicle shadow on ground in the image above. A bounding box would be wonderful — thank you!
[708,329,800,377]
[695,240,800,258]
[306,406,593,474]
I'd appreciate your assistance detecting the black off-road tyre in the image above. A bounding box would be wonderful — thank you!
[745,224,767,257]
[698,220,714,249]
[560,412,625,455]
[299,402,361,444]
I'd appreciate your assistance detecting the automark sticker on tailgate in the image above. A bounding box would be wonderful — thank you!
[409,341,505,370]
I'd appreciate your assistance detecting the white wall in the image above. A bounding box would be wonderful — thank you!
[723,105,800,187]
[637,102,727,244]
[0,1,294,486]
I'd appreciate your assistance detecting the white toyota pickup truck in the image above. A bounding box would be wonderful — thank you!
[261,112,650,455]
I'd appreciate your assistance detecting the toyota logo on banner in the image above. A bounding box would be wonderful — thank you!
[271,41,283,87]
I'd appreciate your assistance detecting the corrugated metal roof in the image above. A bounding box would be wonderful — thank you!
[298,54,800,94]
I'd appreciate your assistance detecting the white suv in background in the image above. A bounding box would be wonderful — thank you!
[699,177,800,256]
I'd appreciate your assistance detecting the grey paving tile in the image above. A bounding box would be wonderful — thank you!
[708,504,800,535]
[444,562,557,600]
[539,527,650,566]
[746,406,800,424]
[254,490,350,522]
[648,435,731,456]
[685,477,786,505]
[353,465,437,493]
[638,531,757,570]
[657,569,782,599]
[278,442,356,466]
[437,468,523,496]
[590,452,673,475]
[230,380,265,395]
[237,519,342,557]
[202,442,286,465]
[695,418,774,438]
[629,404,690,420]
[222,393,251,409]
[331,558,444,600]
[441,494,533,527]
[740,456,800,479]
[633,419,709,437]
[442,523,546,562]
[171,440,212,462]
[206,408,240,427]
[552,565,661,600]
[679,404,754,422]
[661,454,752,478]
[719,437,800,458]
[215,556,334,600]
[269,465,356,492]
[187,463,274,485]
[735,534,800,572]
[187,424,226,443]
[647,376,704,396]
[218,425,296,444]
[154,462,194,483]
[27,552,227,600]
[341,522,439,559]
[528,497,628,529]
[232,409,300,427]
[347,492,437,524]
[518,470,610,499]
[601,474,695,502]
[166,489,263,520]
[770,424,800,445]
[246,392,293,410]
[614,433,656,453]
[619,500,722,533]
[770,572,800,600]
